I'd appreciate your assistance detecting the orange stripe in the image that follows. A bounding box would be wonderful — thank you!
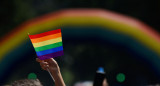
[30,32,61,43]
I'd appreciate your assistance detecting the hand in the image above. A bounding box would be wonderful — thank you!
[36,58,60,73]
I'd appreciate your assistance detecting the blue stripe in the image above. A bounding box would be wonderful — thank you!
[36,46,63,56]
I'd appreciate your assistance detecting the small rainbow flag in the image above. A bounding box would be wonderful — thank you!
[28,29,64,60]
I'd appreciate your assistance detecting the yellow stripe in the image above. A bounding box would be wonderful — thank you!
[0,15,160,60]
[32,37,62,47]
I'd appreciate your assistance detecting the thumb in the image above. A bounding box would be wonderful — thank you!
[45,58,57,65]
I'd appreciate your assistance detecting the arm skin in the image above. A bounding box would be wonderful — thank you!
[36,58,65,86]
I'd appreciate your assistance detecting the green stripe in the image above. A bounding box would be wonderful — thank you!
[35,42,62,52]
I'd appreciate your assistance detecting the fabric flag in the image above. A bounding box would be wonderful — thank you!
[28,29,64,60]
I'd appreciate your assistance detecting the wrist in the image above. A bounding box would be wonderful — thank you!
[50,65,60,74]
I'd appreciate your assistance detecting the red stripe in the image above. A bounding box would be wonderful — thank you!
[29,29,61,39]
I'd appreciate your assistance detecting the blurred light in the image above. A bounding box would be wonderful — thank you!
[116,73,125,83]
[97,67,105,73]
[28,73,37,80]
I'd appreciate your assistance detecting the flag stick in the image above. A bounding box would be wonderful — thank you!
[47,68,55,82]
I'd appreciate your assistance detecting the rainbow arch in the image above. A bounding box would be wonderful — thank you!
[0,9,160,82]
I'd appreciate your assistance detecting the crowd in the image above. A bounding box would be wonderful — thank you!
[5,58,108,86]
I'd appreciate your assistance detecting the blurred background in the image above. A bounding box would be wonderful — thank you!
[0,0,160,86]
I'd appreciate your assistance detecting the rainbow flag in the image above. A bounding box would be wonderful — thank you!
[28,29,64,60]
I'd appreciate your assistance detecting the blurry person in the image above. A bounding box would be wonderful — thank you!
[74,81,93,86]
[93,67,109,86]
[11,79,42,86]
[147,84,160,86]
[36,58,65,86]
[74,67,109,86]
[102,78,109,86]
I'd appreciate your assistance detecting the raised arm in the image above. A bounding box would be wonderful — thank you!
[36,58,65,86]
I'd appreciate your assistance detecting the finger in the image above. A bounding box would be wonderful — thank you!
[40,62,48,67]
[41,66,47,70]
[44,58,53,62]
[40,62,49,70]
[42,66,47,70]
[36,58,43,62]
[41,65,49,70]
[40,63,49,69]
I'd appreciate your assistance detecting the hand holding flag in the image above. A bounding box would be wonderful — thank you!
[29,29,65,86]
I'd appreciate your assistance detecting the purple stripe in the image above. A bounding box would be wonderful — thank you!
[38,51,64,60]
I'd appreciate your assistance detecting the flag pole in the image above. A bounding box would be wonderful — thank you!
[47,68,55,82]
